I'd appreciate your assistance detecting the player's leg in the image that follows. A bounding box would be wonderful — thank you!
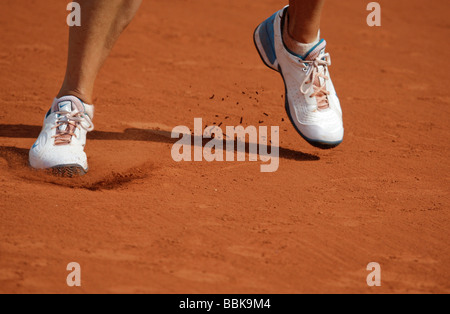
[58,0,142,104]
[287,0,325,43]
[30,0,142,176]
[284,0,325,57]
[254,0,344,149]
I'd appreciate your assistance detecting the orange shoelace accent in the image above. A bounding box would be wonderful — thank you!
[51,110,94,146]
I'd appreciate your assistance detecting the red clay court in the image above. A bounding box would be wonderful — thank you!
[0,0,449,293]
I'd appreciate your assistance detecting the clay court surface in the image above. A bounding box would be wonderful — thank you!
[0,0,449,293]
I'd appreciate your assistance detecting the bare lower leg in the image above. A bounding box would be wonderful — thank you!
[57,0,142,104]
[288,0,325,43]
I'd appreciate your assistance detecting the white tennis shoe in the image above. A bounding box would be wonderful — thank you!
[29,95,94,176]
[254,7,344,149]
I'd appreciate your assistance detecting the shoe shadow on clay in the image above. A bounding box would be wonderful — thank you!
[0,124,319,189]
[0,124,320,161]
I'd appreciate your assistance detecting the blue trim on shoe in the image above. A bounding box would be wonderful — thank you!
[258,12,278,65]
[303,39,325,59]
[254,28,277,73]
[284,39,325,60]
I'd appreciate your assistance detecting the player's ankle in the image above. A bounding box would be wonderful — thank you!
[283,12,320,57]
[288,30,319,45]
[57,88,92,104]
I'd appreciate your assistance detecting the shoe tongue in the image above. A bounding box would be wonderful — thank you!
[305,39,327,61]
[58,100,73,113]
[51,96,85,114]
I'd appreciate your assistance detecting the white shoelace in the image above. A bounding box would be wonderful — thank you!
[300,53,331,110]
[52,110,94,145]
